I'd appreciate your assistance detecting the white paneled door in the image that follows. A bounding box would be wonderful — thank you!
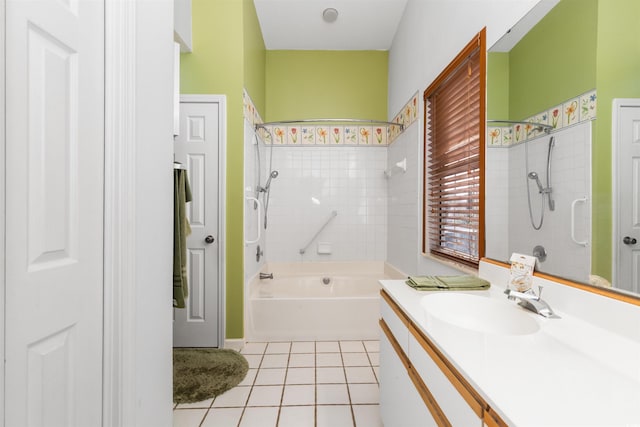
[615,101,640,293]
[5,0,105,425]
[173,97,223,347]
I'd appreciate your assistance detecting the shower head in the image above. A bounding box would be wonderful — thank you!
[262,170,279,191]
[528,171,544,193]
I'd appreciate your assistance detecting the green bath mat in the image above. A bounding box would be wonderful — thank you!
[173,348,249,404]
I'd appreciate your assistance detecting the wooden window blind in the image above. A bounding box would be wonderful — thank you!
[423,29,486,267]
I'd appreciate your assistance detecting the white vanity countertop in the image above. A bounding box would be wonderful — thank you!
[380,280,640,426]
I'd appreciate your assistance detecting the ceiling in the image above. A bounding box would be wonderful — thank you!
[253,0,409,50]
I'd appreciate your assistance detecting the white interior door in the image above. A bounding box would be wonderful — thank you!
[614,100,640,293]
[173,97,222,347]
[5,0,105,425]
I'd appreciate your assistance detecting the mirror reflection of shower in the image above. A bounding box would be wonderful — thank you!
[525,135,555,230]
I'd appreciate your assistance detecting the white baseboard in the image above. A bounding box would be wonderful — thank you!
[224,339,245,351]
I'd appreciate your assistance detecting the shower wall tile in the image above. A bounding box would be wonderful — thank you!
[549,104,563,130]
[287,126,301,145]
[316,127,331,145]
[502,127,513,145]
[373,126,387,145]
[485,148,509,261]
[344,126,358,145]
[273,126,287,145]
[563,97,579,127]
[265,146,388,263]
[330,126,343,145]
[301,127,316,144]
[488,127,504,146]
[387,124,421,275]
[513,123,525,144]
[580,91,597,121]
[358,127,373,145]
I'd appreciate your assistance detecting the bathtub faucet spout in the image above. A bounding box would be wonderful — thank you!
[260,272,274,280]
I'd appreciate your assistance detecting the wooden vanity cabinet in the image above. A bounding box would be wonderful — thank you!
[380,290,509,427]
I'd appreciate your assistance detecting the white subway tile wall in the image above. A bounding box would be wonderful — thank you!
[264,146,388,263]
[485,147,510,261]
[386,124,421,275]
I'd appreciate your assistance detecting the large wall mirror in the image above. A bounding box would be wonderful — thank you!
[485,0,640,299]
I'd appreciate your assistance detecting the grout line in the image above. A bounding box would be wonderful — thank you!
[236,406,246,427]
[314,341,318,427]
[197,407,213,427]
[177,341,380,427]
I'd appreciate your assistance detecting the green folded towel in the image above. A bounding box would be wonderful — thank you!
[406,275,490,291]
[173,169,193,309]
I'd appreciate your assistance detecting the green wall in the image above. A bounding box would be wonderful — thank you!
[508,0,597,121]
[181,0,265,339]
[243,0,266,114]
[592,0,640,280]
[265,51,388,121]
[487,52,509,120]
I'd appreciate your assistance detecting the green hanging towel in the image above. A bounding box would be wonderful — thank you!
[406,275,490,291]
[173,169,192,308]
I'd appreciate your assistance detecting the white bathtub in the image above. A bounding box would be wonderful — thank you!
[246,262,403,341]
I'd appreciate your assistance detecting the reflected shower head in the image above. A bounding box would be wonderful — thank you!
[528,171,544,193]
[263,170,279,191]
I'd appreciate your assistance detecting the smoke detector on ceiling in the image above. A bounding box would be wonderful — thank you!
[322,8,339,23]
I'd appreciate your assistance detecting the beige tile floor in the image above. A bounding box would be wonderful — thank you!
[173,340,382,427]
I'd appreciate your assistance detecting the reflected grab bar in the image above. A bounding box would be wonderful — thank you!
[571,197,588,247]
[245,196,262,245]
[299,211,338,255]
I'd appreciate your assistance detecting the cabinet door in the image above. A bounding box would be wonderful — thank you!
[380,332,437,427]
[409,334,483,426]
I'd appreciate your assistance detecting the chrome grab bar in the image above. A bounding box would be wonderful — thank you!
[571,197,588,247]
[245,196,262,245]
[299,211,338,255]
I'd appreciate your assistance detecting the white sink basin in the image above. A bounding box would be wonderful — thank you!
[421,293,540,336]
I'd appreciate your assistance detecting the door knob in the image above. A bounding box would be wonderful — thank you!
[623,236,637,245]
[204,235,215,244]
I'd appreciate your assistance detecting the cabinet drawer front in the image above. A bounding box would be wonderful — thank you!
[381,292,409,354]
[409,334,483,426]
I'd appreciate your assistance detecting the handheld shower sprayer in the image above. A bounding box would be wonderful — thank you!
[528,172,545,193]
[260,170,278,230]
[259,170,279,193]
[266,170,279,188]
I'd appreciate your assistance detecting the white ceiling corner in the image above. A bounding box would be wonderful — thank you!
[253,0,409,50]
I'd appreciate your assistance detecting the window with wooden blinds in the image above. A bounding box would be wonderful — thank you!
[423,29,486,267]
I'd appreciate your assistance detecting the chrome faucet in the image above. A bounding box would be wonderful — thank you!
[504,286,560,318]
[259,272,273,280]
